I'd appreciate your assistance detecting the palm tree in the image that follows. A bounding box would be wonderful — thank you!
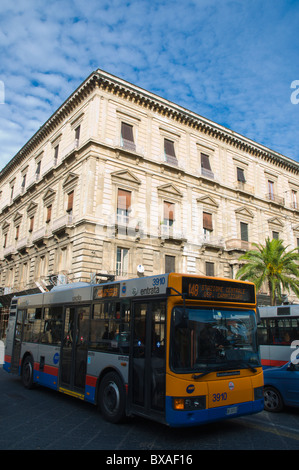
[236,237,299,305]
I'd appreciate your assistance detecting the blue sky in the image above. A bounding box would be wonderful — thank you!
[0,0,299,170]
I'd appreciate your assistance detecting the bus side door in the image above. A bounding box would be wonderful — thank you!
[60,305,90,394]
[129,299,166,420]
[11,309,25,373]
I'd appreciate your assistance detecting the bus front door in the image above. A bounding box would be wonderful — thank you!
[60,305,90,396]
[11,309,25,373]
[130,300,166,420]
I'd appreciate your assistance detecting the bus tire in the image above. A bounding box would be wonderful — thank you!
[98,371,126,423]
[22,356,34,389]
[263,386,284,412]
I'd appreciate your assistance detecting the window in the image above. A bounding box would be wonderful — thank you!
[237,167,246,183]
[29,216,34,233]
[257,317,299,346]
[240,222,248,242]
[164,139,178,166]
[163,201,174,227]
[116,247,129,276]
[90,300,130,354]
[121,122,136,151]
[21,174,26,192]
[203,212,213,240]
[15,226,20,241]
[36,161,41,179]
[201,153,213,179]
[46,205,52,223]
[40,306,63,345]
[117,189,131,224]
[292,190,298,209]
[67,191,74,213]
[205,262,214,276]
[75,125,80,147]
[268,180,274,200]
[3,233,7,248]
[272,231,279,240]
[165,255,175,273]
[23,308,43,343]
[54,145,59,165]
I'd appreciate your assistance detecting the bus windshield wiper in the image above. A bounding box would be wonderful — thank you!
[192,365,229,379]
[228,361,258,373]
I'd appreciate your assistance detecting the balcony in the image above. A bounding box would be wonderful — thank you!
[199,235,225,249]
[265,193,285,206]
[225,239,252,252]
[235,182,255,195]
[3,245,16,258]
[158,224,186,244]
[52,214,73,236]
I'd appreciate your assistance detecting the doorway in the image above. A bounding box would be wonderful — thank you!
[130,300,166,418]
[60,305,90,394]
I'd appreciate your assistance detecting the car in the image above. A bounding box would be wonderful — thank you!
[263,362,299,412]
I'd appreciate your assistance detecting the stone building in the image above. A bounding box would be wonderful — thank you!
[0,69,299,334]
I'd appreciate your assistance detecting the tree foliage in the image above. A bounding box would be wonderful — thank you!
[236,237,299,305]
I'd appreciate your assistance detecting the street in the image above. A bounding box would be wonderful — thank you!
[1,367,299,453]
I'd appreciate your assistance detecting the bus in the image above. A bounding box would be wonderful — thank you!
[3,273,264,427]
[258,305,299,368]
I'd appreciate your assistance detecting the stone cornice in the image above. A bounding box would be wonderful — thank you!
[1,69,298,183]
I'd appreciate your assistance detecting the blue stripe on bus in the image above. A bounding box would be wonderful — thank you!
[165,397,264,427]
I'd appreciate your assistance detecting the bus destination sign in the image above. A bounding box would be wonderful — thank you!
[182,277,255,304]
[94,284,120,299]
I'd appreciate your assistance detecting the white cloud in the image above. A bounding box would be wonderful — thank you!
[0,0,298,170]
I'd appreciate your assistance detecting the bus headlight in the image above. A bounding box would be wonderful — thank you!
[173,396,206,411]
[254,386,264,400]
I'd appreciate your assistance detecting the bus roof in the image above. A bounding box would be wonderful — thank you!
[259,305,299,317]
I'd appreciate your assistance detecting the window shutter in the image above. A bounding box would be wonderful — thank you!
[117,189,131,210]
[29,216,34,232]
[46,205,52,223]
[237,167,246,182]
[121,122,135,150]
[201,153,211,171]
[164,139,178,166]
[165,255,175,273]
[205,262,214,276]
[203,212,213,230]
[67,191,74,212]
[121,122,134,141]
[240,222,248,241]
[164,201,174,221]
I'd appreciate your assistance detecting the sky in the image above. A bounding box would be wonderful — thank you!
[0,0,299,171]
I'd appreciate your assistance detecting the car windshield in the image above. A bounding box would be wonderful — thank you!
[170,306,260,374]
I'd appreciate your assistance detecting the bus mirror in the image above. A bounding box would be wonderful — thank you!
[175,307,189,328]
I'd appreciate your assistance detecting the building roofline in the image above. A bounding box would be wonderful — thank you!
[1,68,298,182]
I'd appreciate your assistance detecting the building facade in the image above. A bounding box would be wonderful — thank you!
[0,69,299,334]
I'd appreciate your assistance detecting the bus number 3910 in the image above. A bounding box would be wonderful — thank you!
[212,392,227,402]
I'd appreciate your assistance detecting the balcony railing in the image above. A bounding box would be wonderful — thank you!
[225,239,252,251]
[235,182,255,194]
[265,193,285,205]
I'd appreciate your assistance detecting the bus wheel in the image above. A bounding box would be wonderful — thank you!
[22,356,34,389]
[263,386,283,412]
[98,372,125,423]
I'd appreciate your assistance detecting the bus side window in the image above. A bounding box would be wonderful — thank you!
[22,308,42,343]
[41,306,63,345]
[90,301,130,353]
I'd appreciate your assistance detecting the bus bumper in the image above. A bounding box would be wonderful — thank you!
[165,397,264,427]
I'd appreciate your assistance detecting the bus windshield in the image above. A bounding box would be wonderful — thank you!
[171,307,260,374]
